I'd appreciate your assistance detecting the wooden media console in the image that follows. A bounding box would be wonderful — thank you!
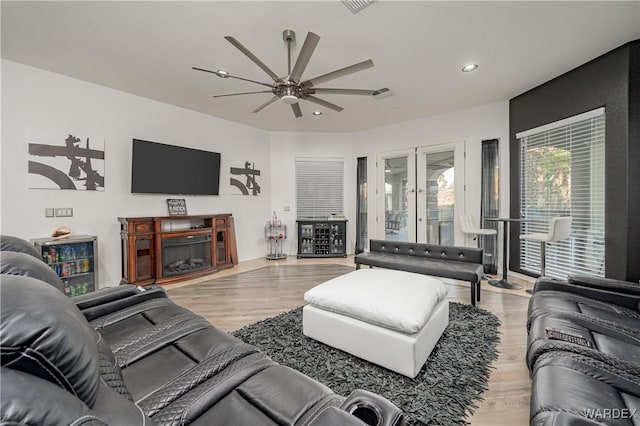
[119,214,235,286]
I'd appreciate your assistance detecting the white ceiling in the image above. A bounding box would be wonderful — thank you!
[2,1,639,133]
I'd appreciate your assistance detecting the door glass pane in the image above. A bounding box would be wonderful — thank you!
[384,157,409,241]
[424,150,455,244]
[216,230,227,263]
[135,237,152,280]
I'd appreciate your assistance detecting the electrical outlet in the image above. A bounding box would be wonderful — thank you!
[55,208,73,217]
[284,206,290,212]
[45,208,55,218]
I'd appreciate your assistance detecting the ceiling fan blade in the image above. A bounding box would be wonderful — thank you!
[213,90,273,98]
[192,67,273,88]
[289,32,320,83]
[301,59,374,88]
[224,36,280,82]
[291,102,303,118]
[304,95,344,112]
[312,88,375,96]
[252,96,279,114]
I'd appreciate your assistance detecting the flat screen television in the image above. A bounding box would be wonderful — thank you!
[131,139,221,195]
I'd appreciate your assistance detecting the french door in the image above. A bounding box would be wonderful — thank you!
[377,142,465,244]
[416,142,465,245]
[376,149,416,242]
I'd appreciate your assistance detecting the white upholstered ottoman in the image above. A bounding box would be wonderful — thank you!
[302,268,449,378]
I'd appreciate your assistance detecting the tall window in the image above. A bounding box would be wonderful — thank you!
[295,158,344,219]
[518,108,605,278]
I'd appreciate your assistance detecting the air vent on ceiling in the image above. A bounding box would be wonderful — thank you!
[373,87,392,99]
[342,0,377,14]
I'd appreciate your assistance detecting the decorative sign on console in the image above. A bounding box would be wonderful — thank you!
[27,131,105,191]
[167,198,187,216]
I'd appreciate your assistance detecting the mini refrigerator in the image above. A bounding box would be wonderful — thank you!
[31,235,98,297]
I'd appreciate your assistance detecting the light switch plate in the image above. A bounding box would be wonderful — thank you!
[55,207,73,217]
[45,208,55,218]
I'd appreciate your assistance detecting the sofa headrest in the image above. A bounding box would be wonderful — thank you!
[0,235,42,259]
[0,275,100,407]
[0,251,65,293]
[0,367,105,426]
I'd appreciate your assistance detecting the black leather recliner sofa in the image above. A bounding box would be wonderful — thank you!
[526,274,640,425]
[0,235,404,426]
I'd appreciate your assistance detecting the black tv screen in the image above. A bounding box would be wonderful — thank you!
[131,139,221,195]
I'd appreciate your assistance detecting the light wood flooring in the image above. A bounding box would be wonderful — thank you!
[166,256,534,426]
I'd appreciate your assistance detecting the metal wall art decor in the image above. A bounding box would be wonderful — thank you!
[167,199,187,216]
[28,132,105,190]
[230,161,261,196]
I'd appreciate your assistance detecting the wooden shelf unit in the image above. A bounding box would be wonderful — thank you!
[119,214,234,286]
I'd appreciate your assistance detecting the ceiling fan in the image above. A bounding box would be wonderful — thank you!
[193,29,381,118]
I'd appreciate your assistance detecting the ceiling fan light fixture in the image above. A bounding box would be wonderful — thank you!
[281,94,299,104]
[461,64,478,73]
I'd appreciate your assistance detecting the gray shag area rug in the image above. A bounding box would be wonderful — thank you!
[233,302,501,425]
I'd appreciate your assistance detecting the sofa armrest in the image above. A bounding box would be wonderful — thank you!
[74,284,168,321]
[308,390,405,426]
[534,276,640,310]
[567,275,640,296]
[307,406,370,426]
[339,389,405,426]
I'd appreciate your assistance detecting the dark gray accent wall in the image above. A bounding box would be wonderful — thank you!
[510,40,640,282]
[628,42,640,282]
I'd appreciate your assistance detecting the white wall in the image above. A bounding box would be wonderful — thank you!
[268,101,509,258]
[269,132,354,255]
[1,60,272,288]
[352,101,510,247]
[1,60,511,284]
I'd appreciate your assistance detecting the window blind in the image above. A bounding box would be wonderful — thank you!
[296,158,344,219]
[518,108,605,278]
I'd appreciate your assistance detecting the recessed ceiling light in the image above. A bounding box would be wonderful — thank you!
[312,111,323,116]
[461,64,478,73]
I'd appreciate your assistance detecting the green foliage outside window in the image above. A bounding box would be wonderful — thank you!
[524,146,571,209]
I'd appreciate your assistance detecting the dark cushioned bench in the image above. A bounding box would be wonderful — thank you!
[355,239,484,306]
